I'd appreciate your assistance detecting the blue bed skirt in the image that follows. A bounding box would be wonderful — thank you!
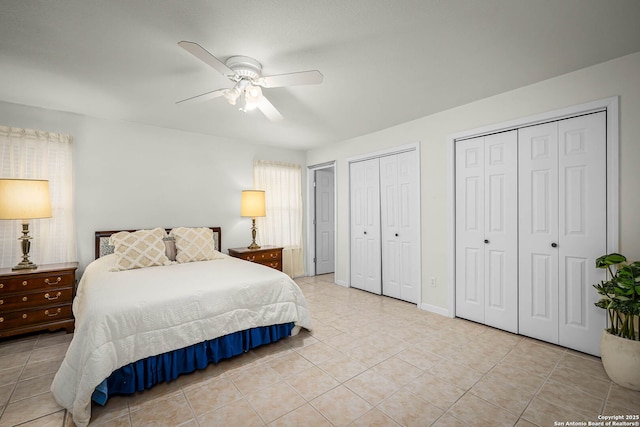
[92,322,295,405]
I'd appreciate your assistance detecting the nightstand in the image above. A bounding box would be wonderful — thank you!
[228,246,283,271]
[0,262,78,339]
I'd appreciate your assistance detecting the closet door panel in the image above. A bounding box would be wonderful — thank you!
[380,156,401,299]
[519,122,559,343]
[397,153,418,304]
[380,152,420,303]
[455,137,485,323]
[350,158,381,294]
[557,112,606,355]
[483,131,518,333]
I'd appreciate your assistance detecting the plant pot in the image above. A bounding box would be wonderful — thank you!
[600,329,640,391]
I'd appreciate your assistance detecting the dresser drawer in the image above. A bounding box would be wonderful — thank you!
[240,250,282,263]
[260,260,281,270]
[0,287,73,312]
[0,271,74,293]
[0,304,72,330]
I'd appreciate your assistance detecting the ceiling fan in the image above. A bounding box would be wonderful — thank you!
[177,41,323,121]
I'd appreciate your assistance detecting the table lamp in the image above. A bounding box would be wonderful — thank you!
[0,179,52,270]
[240,190,266,249]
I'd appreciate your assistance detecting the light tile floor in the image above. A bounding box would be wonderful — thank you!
[1,274,639,426]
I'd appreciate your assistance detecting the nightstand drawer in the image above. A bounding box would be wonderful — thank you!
[0,304,72,330]
[227,246,284,272]
[0,287,73,311]
[0,272,74,293]
[262,260,281,270]
[239,251,282,263]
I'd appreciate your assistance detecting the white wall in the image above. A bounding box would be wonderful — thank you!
[0,101,306,273]
[307,51,640,313]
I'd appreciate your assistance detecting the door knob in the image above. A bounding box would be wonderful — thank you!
[551,242,558,248]
[484,239,489,244]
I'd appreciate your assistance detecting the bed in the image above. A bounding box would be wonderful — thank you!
[50,227,312,427]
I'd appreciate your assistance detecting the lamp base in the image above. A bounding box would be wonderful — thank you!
[12,261,38,271]
[247,218,261,250]
[13,221,37,271]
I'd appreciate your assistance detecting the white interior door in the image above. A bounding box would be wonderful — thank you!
[557,112,607,355]
[455,132,517,330]
[519,112,607,354]
[350,158,381,294]
[455,136,486,324]
[315,169,335,275]
[518,122,560,344]
[380,151,420,304]
[483,131,518,333]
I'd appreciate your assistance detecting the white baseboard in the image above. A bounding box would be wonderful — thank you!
[335,279,348,288]
[419,303,452,318]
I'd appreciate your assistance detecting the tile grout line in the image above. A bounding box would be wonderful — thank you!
[0,345,33,424]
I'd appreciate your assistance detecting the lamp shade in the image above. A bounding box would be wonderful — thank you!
[240,190,266,218]
[0,179,52,220]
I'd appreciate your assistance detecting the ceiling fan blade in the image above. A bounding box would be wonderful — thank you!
[178,41,235,78]
[257,96,284,122]
[260,70,323,88]
[176,88,227,104]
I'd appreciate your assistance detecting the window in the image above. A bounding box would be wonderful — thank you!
[0,125,76,267]
[254,160,303,277]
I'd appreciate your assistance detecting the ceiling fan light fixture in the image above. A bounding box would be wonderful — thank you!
[238,93,258,112]
[224,87,240,105]
[245,84,262,102]
[235,82,261,112]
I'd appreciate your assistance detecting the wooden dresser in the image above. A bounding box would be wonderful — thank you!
[228,246,283,271]
[0,262,78,339]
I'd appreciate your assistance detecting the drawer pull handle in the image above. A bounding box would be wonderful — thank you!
[0,317,3,322]
[247,256,255,262]
[45,277,62,285]
[270,253,278,258]
[45,292,62,301]
[45,308,62,317]
[22,296,28,302]
[22,314,27,319]
[0,299,3,305]
[0,283,3,288]
[23,281,28,286]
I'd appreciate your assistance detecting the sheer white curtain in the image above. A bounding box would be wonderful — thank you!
[0,125,76,268]
[254,160,304,277]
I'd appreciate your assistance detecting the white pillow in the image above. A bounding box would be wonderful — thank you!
[109,228,171,271]
[169,227,223,263]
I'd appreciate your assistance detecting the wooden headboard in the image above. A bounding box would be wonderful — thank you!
[94,227,222,259]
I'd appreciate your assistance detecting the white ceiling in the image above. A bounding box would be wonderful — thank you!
[1,1,639,150]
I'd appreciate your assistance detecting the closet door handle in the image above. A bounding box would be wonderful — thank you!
[484,239,489,244]
[364,231,367,235]
[395,233,398,237]
[551,242,558,248]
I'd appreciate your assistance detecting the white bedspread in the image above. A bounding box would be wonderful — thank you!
[51,254,312,427]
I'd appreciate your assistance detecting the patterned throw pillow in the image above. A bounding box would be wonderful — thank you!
[169,227,223,263]
[109,228,171,271]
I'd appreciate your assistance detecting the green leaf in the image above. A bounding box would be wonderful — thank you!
[596,253,626,268]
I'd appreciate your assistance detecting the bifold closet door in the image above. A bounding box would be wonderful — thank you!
[455,131,518,332]
[379,151,420,304]
[350,158,381,294]
[519,112,607,355]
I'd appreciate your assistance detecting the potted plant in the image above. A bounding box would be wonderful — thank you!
[593,253,640,390]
